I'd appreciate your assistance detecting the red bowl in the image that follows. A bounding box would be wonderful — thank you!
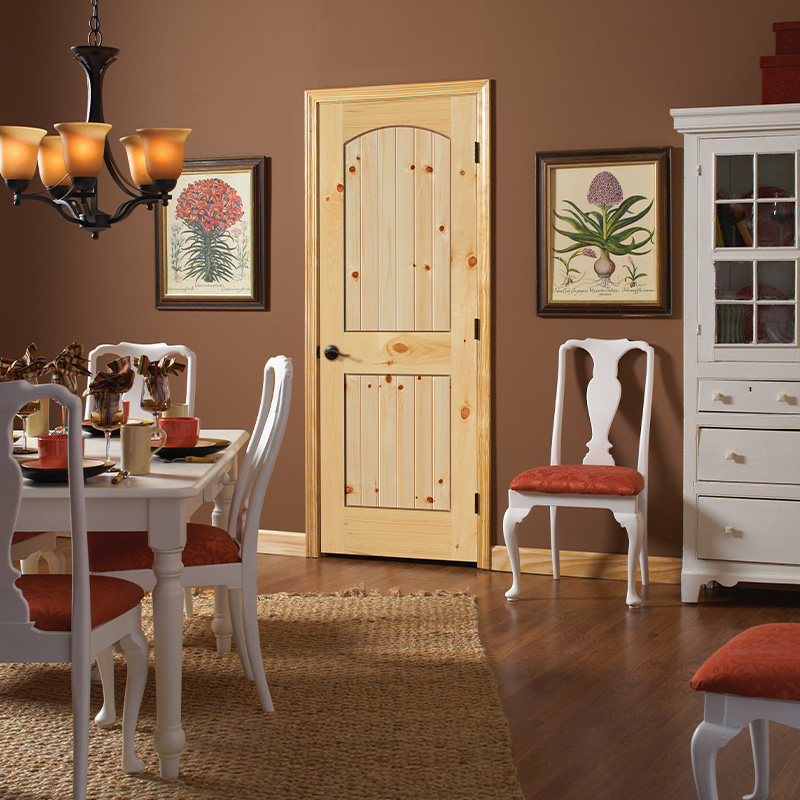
[158,416,200,449]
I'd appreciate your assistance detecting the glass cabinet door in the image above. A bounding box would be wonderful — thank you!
[700,136,800,361]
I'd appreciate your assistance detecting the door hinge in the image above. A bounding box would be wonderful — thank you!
[474,493,480,514]
[316,345,320,359]
[474,318,480,340]
[697,324,701,336]
[474,142,480,163]
[697,164,702,176]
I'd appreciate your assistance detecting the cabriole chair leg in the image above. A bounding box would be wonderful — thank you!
[94,647,117,728]
[503,508,523,601]
[691,719,742,800]
[612,510,643,608]
[118,626,148,774]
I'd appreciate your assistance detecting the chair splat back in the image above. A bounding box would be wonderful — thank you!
[227,356,293,555]
[552,338,654,474]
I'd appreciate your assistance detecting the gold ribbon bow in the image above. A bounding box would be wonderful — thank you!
[85,356,135,396]
[46,342,92,395]
[0,343,48,382]
[0,357,13,382]
[134,355,186,379]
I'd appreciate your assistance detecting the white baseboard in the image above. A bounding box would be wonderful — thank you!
[257,530,306,557]
[491,545,681,584]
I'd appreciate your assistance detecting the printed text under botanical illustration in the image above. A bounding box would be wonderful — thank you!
[166,177,252,296]
[550,166,658,303]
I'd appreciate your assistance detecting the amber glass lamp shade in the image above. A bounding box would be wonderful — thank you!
[54,122,112,177]
[0,126,47,180]
[136,128,191,180]
[119,135,152,187]
[37,136,70,187]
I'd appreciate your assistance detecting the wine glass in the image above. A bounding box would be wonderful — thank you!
[15,376,40,454]
[141,373,171,423]
[90,392,124,461]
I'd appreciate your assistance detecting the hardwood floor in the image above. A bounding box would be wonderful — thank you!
[256,554,800,800]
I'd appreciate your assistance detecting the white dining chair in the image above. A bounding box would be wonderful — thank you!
[502,338,655,608]
[87,355,292,714]
[85,341,197,617]
[690,623,800,800]
[1,381,149,799]
[85,341,197,421]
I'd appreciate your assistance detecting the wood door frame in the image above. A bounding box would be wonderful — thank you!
[305,79,492,567]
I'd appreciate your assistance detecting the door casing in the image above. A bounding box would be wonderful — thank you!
[304,79,492,567]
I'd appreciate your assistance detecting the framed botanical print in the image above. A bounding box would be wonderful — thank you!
[156,156,266,310]
[537,148,671,316]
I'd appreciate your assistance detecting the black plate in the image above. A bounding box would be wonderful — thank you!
[154,438,231,461]
[19,459,115,483]
[82,418,150,437]
[11,432,35,454]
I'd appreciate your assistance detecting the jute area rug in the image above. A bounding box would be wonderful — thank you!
[0,590,524,800]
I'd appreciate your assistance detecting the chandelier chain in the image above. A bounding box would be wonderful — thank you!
[88,0,102,47]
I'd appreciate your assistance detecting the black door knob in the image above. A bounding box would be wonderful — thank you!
[324,345,349,360]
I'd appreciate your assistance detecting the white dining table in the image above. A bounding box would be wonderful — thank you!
[14,428,249,779]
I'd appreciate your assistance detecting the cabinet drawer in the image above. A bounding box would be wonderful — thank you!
[697,496,800,565]
[698,380,800,414]
[698,428,800,483]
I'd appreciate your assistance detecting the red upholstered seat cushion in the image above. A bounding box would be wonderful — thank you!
[691,624,800,701]
[12,531,47,544]
[15,574,144,632]
[510,464,645,496]
[88,522,241,573]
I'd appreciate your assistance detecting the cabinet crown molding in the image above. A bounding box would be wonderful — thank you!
[671,103,800,134]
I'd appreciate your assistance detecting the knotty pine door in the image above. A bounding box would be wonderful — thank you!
[306,81,491,564]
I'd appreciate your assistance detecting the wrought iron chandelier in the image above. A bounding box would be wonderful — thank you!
[0,0,190,238]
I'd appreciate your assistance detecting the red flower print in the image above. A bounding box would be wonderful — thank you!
[176,178,244,233]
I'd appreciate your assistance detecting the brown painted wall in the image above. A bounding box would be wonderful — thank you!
[1,1,795,558]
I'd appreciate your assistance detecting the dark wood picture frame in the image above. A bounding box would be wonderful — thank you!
[156,156,266,311]
[537,147,671,317]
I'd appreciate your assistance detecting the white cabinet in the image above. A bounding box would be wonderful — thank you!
[673,103,800,602]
